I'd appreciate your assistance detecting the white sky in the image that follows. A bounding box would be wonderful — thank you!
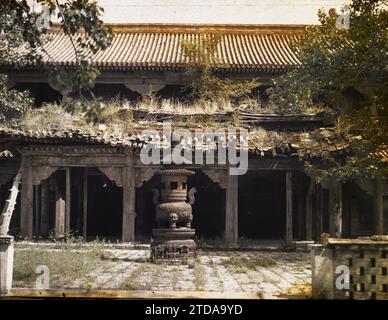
[97,0,350,25]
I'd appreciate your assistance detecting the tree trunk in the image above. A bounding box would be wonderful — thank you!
[0,162,24,235]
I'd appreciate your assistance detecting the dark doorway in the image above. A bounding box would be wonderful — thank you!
[87,173,122,240]
[189,170,225,239]
[238,171,285,239]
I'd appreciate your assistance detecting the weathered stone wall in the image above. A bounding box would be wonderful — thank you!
[312,238,388,300]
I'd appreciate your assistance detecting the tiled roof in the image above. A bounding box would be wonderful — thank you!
[0,126,352,159]
[0,128,143,147]
[372,147,388,163]
[6,24,303,73]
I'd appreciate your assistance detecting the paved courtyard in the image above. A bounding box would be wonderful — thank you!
[13,247,312,299]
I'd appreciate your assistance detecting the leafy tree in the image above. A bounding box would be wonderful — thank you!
[268,0,388,181]
[181,34,259,107]
[0,0,113,123]
[0,0,113,236]
[0,74,34,125]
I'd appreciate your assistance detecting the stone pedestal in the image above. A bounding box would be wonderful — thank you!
[0,235,14,295]
[151,228,196,260]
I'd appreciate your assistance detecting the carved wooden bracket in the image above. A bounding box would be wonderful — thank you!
[32,166,59,185]
[124,81,166,96]
[99,167,123,187]
[135,168,157,188]
[202,169,227,189]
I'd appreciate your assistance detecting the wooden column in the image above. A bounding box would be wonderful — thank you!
[316,185,324,240]
[20,159,33,239]
[285,171,293,244]
[329,180,342,238]
[55,177,65,236]
[225,172,238,244]
[82,168,88,239]
[122,161,136,242]
[65,168,71,233]
[34,185,40,235]
[305,181,313,241]
[76,182,82,234]
[297,193,304,240]
[374,178,384,235]
[40,180,49,236]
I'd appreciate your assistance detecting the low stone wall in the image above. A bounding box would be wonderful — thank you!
[312,237,388,300]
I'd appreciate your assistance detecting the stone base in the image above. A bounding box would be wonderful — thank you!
[151,228,196,260]
[0,235,14,296]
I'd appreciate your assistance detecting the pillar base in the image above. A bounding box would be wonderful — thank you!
[0,235,14,296]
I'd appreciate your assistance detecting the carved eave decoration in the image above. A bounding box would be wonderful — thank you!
[98,167,123,187]
[202,169,227,189]
[20,145,125,156]
[32,166,59,185]
[135,167,158,188]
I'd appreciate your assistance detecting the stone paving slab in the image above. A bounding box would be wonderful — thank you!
[13,249,312,299]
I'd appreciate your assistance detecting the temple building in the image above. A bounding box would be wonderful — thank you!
[0,23,386,244]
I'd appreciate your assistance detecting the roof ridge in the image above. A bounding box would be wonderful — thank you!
[49,23,308,35]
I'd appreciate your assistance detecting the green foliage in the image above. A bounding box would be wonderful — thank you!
[0,74,33,125]
[304,117,388,183]
[181,34,259,106]
[1,0,112,56]
[0,0,113,124]
[268,0,388,179]
[0,5,37,66]
[54,0,112,54]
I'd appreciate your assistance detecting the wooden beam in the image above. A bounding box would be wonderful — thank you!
[65,168,71,234]
[20,159,33,239]
[374,178,384,235]
[82,168,88,239]
[285,171,293,244]
[329,180,342,238]
[225,172,238,244]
